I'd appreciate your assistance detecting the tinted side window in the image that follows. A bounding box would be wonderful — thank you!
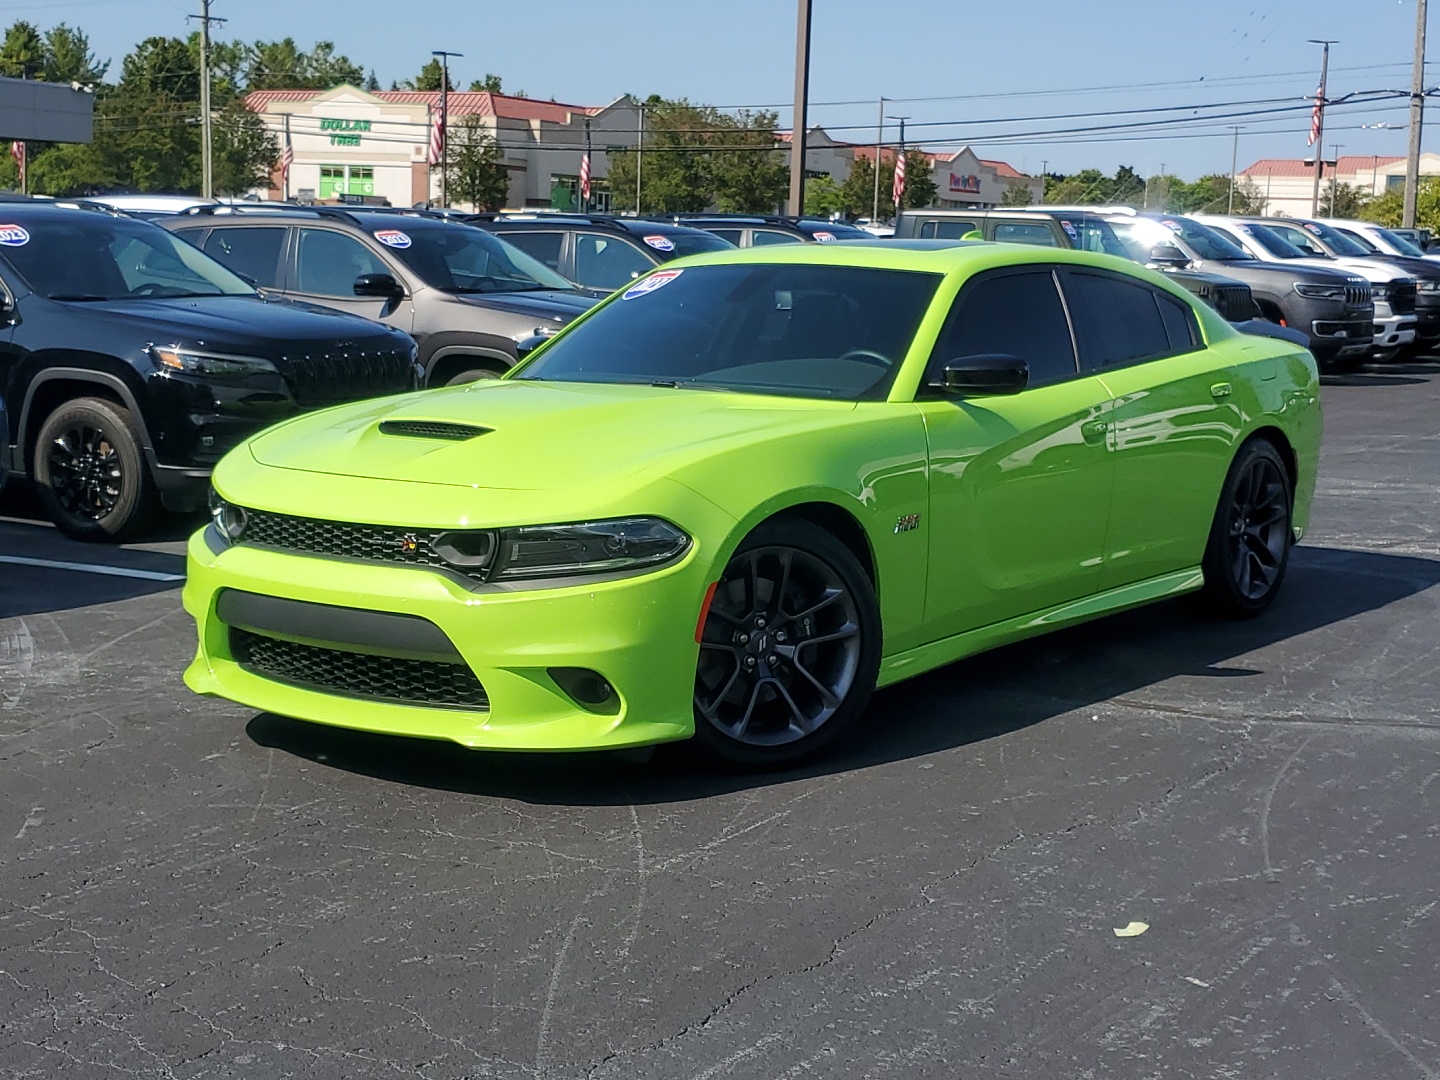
[499,230,564,273]
[751,229,804,246]
[1157,293,1199,353]
[930,270,1078,389]
[708,228,744,245]
[574,232,653,289]
[294,228,390,296]
[1065,272,1174,369]
[993,223,1060,247]
[200,227,285,288]
[920,220,977,239]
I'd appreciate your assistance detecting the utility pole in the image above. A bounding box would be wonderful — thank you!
[788,0,813,216]
[188,0,226,199]
[1309,39,1338,218]
[1228,126,1244,213]
[432,50,462,208]
[871,97,884,223]
[1405,0,1428,227]
[635,99,644,213]
[1329,143,1344,214]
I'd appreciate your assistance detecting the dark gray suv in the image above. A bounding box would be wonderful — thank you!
[165,207,599,386]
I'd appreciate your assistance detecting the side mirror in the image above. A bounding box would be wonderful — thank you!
[354,272,404,299]
[935,354,1029,396]
[1149,243,1190,267]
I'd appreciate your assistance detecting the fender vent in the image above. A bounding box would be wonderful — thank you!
[379,420,491,441]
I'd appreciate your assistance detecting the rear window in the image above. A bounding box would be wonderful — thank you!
[518,263,941,400]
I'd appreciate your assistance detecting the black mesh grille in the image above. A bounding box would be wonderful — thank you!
[231,628,489,710]
[274,341,415,408]
[1390,282,1417,315]
[1211,284,1255,322]
[240,509,490,583]
[379,420,490,441]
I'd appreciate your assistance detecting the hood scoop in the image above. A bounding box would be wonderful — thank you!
[378,420,492,441]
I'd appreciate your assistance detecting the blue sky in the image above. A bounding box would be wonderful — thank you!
[5,0,1434,179]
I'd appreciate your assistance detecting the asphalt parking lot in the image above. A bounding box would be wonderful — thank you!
[2,363,1438,1080]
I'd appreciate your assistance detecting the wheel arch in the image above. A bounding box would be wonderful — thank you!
[17,367,153,479]
[715,494,880,592]
[1246,424,1299,493]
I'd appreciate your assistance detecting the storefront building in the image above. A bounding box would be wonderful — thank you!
[1239,154,1440,217]
[244,85,640,210]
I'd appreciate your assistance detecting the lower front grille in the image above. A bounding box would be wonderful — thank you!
[231,628,489,710]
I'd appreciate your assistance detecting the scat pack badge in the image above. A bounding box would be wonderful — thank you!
[894,513,921,534]
[622,268,683,300]
[0,224,30,247]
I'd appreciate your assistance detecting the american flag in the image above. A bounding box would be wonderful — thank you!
[279,134,293,183]
[892,148,906,206]
[10,141,23,190]
[1308,83,1323,146]
[580,151,591,203]
[428,114,445,166]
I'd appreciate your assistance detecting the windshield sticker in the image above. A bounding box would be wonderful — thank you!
[0,224,30,247]
[622,268,683,300]
[812,230,837,242]
[1161,220,1182,233]
[642,234,676,252]
[374,229,412,249]
[1060,220,1079,240]
[1303,223,1322,234]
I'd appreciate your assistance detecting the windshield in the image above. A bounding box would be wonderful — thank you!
[1237,223,1314,260]
[1373,225,1427,257]
[1334,227,1380,254]
[798,222,874,241]
[1054,216,1131,258]
[646,230,736,259]
[0,214,254,301]
[1300,221,1371,257]
[1262,222,1333,258]
[1107,218,1190,262]
[516,263,941,400]
[1157,217,1250,260]
[377,222,578,293]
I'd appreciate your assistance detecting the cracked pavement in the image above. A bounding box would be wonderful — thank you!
[2,363,1438,1078]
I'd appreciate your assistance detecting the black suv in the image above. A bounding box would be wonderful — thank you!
[0,201,418,540]
[649,215,876,247]
[470,214,734,292]
[165,207,598,386]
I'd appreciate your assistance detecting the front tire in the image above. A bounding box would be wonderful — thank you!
[1199,439,1293,617]
[692,519,881,768]
[33,397,157,542]
[443,367,504,387]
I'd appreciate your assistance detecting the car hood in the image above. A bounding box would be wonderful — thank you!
[1288,257,1409,284]
[451,289,597,323]
[45,294,408,353]
[246,378,855,491]
[1207,258,1360,287]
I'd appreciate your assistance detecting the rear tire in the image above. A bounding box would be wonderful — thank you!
[1199,439,1293,617]
[33,397,157,542]
[692,519,881,769]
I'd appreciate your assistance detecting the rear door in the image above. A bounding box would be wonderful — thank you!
[917,266,1115,639]
[1062,268,1241,590]
[288,226,412,331]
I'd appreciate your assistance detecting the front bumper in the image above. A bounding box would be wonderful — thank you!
[1371,312,1417,350]
[182,525,718,751]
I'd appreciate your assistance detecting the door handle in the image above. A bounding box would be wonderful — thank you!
[1080,419,1109,445]
[1210,382,1232,399]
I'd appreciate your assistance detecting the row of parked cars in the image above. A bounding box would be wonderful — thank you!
[0,191,1417,545]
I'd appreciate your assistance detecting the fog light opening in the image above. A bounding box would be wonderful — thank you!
[549,667,619,713]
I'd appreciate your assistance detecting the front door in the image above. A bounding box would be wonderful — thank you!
[288,227,411,332]
[920,267,1115,641]
[1060,268,1241,589]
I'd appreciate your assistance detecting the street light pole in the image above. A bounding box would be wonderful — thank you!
[1228,125,1244,213]
[432,50,463,208]
[871,96,884,223]
[1329,143,1344,214]
[788,0,813,216]
[1309,39,1338,218]
[1405,0,1428,228]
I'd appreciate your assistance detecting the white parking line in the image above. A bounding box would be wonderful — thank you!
[0,555,184,583]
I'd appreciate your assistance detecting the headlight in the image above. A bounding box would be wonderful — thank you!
[1293,283,1346,300]
[208,489,248,541]
[1417,280,1440,294]
[152,346,278,379]
[1371,285,1393,300]
[487,518,690,581]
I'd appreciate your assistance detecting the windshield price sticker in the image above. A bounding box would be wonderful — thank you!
[1060,220,1079,240]
[813,230,837,242]
[642,234,676,252]
[374,229,412,249]
[622,268,683,300]
[0,224,30,247]
[1161,220,1182,233]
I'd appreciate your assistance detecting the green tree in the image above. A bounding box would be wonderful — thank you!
[1324,181,1370,218]
[470,73,503,93]
[839,154,880,217]
[442,116,509,210]
[304,41,363,88]
[398,58,452,92]
[898,148,936,209]
[245,38,363,90]
[1165,173,1264,215]
[804,174,843,216]
[709,109,787,212]
[43,24,107,83]
[1000,182,1034,206]
[0,21,45,79]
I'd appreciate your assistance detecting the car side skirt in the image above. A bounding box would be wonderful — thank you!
[877,566,1205,689]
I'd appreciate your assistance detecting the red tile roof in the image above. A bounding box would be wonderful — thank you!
[1241,155,1403,177]
[244,87,604,123]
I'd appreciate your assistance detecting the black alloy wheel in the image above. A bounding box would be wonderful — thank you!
[1200,439,1293,616]
[693,519,881,768]
[33,397,157,542]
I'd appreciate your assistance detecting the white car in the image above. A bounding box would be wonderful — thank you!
[1196,215,1418,358]
[1316,217,1440,264]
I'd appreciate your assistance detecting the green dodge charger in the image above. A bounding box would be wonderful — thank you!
[185,240,1321,767]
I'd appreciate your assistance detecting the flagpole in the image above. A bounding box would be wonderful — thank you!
[1309,39,1337,218]
[583,117,592,213]
[432,50,463,208]
[282,114,290,201]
